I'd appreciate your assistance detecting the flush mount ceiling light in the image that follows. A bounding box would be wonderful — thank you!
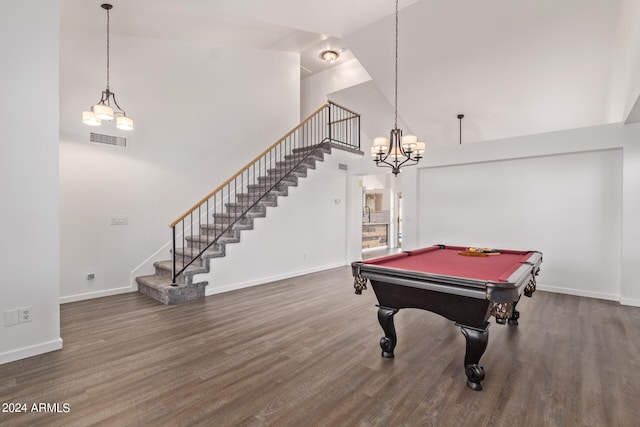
[82,3,134,131]
[371,0,425,176]
[320,50,340,64]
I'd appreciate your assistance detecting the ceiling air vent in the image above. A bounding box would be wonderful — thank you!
[90,132,127,147]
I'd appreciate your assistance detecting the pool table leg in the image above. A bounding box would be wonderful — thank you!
[459,323,489,391]
[508,298,521,325]
[377,306,399,358]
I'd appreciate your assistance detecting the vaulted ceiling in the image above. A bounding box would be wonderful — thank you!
[61,0,637,146]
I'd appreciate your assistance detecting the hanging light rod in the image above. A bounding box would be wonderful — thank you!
[458,114,464,144]
[371,0,425,176]
[82,3,134,131]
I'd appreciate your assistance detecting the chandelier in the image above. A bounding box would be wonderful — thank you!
[82,4,133,131]
[371,0,424,175]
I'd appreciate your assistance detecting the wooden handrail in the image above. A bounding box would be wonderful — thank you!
[328,100,360,117]
[169,103,332,227]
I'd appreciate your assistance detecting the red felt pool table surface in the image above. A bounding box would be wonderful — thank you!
[363,245,534,282]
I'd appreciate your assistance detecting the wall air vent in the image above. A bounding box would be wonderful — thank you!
[90,132,127,147]
[338,163,348,171]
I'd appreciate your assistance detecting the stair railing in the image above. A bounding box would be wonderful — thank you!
[168,101,360,285]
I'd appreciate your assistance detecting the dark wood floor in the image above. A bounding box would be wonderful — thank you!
[1,267,639,426]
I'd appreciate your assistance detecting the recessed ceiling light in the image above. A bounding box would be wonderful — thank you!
[320,50,339,64]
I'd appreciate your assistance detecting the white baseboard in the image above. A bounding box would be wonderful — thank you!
[537,284,619,302]
[619,297,640,307]
[57,278,640,308]
[0,338,63,365]
[60,285,135,304]
[204,262,345,297]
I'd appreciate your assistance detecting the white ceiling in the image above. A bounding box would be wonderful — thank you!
[60,0,418,76]
[61,0,631,145]
[344,0,625,145]
[60,0,419,40]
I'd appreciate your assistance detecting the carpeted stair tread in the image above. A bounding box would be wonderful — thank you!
[136,274,175,288]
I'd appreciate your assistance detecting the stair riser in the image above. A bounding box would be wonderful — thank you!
[292,145,331,155]
[228,211,265,219]
[209,223,253,231]
[197,228,240,240]
[257,176,298,187]
[173,248,227,264]
[268,167,307,178]
[169,253,204,268]
[238,199,278,208]
[236,194,278,205]
[183,238,225,252]
[286,156,322,165]
[247,187,289,196]
[224,205,266,217]
[276,159,317,169]
[285,151,321,159]
[260,172,299,180]
[187,237,237,247]
[153,259,211,282]
[247,182,290,191]
[137,279,206,305]
[211,217,254,228]
[153,265,181,281]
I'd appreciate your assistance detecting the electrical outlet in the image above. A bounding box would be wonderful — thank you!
[19,306,32,323]
[110,216,128,225]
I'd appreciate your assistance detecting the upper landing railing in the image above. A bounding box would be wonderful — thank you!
[169,101,361,284]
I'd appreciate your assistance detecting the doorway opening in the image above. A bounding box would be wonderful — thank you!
[361,174,402,259]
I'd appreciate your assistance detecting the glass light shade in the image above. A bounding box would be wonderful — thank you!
[116,115,134,130]
[373,137,389,153]
[82,111,101,126]
[93,104,114,120]
[401,134,417,150]
[415,141,426,154]
[370,146,383,158]
[321,50,339,63]
[389,146,403,159]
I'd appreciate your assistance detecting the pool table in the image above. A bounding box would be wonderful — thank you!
[352,244,542,391]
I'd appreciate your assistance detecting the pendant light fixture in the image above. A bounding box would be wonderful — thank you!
[82,3,133,131]
[371,0,424,176]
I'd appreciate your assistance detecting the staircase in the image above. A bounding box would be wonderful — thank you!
[135,102,361,304]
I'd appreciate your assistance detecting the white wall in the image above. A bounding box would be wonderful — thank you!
[345,0,621,146]
[609,0,640,122]
[59,30,300,302]
[0,1,62,364]
[418,150,622,300]
[363,174,387,190]
[390,122,640,304]
[301,59,371,119]
[621,136,640,304]
[201,151,355,294]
